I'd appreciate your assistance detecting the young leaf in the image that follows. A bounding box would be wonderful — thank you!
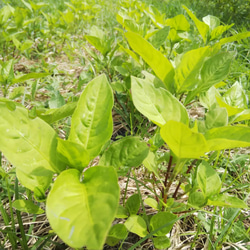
[210,24,234,41]
[219,31,250,46]
[202,15,220,31]
[125,31,175,91]
[131,77,189,127]
[197,161,221,197]
[183,5,209,43]
[12,72,50,84]
[153,236,171,249]
[57,139,90,171]
[0,101,64,177]
[125,194,140,215]
[166,14,190,31]
[69,74,113,159]
[175,47,210,93]
[188,191,207,208]
[150,212,177,236]
[124,215,148,237]
[46,167,119,249]
[199,86,221,109]
[205,126,250,151]
[99,136,149,169]
[208,194,248,209]
[161,120,208,159]
[12,200,44,214]
[106,224,128,247]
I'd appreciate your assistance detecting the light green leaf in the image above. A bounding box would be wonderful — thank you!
[8,86,25,100]
[12,199,44,214]
[175,47,209,93]
[57,139,90,171]
[199,86,221,109]
[219,31,250,46]
[216,97,243,116]
[125,31,174,91]
[197,161,221,197]
[153,236,171,249]
[183,5,209,43]
[230,109,250,123]
[208,194,248,209]
[188,191,207,208]
[223,82,248,109]
[205,126,250,151]
[144,198,159,210]
[151,26,170,49]
[125,194,140,215]
[0,101,64,177]
[124,215,148,237]
[143,151,161,182]
[46,167,119,249]
[166,14,190,31]
[16,168,52,193]
[150,212,177,236]
[85,35,110,56]
[161,120,208,159]
[116,205,129,219]
[106,224,128,247]
[69,74,113,159]
[12,72,50,84]
[37,102,77,124]
[131,77,189,127]
[99,136,149,169]
[210,24,234,41]
[202,15,220,31]
[205,107,228,129]
[200,52,233,91]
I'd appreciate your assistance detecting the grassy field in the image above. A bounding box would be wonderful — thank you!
[0,0,249,249]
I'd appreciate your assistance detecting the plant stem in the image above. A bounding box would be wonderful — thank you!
[162,155,173,199]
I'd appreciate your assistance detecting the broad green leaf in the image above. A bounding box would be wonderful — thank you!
[153,236,171,249]
[57,139,90,171]
[199,52,233,91]
[161,121,208,159]
[223,82,248,109]
[150,212,177,236]
[99,137,149,169]
[219,31,250,46]
[124,215,148,237]
[202,15,220,31]
[69,74,113,159]
[131,77,189,127]
[188,191,207,208]
[208,194,248,209]
[151,26,170,49]
[205,107,228,129]
[0,102,64,177]
[175,47,209,93]
[106,224,128,247]
[199,86,221,109]
[46,167,119,249]
[125,31,174,91]
[16,168,52,193]
[37,102,77,124]
[210,24,234,41]
[119,44,141,63]
[125,194,140,215]
[197,161,221,197]
[12,72,50,84]
[183,5,209,43]
[166,14,190,31]
[48,90,65,109]
[0,59,14,84]
[205,126,250,151]
[12,200,44,214]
